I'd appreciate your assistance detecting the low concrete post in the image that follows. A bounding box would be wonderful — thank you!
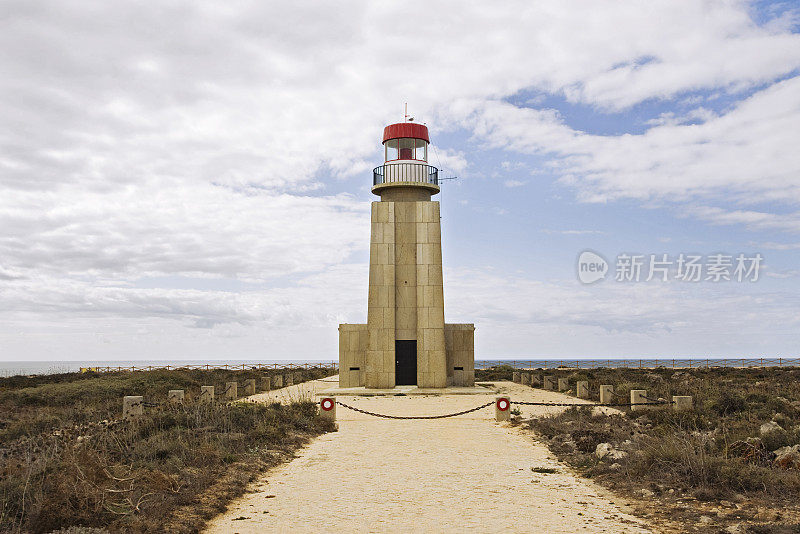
[261,376,271,392]
[558,378,569,392]
[531,375,541,387]
[576,381,589,399]
[294,372,302,383]
[320,397,336,421]
[599,385,613,404]
[223,382,238,402]
[243,379,256,396]
[673,396,693,411]
[168,389,184,405]
[630,390,647,411]
[543,375,556,390]
[200,385,214,404]
[521,373,531,386]
[123,396,143,420]
[512,372,521,383]
[495,396,511,422]
[273,375,283,388]
[285,374,293,387]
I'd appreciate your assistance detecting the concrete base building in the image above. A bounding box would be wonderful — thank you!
[339,122,475,389]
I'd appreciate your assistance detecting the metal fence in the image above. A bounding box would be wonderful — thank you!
[82,362,339,373]
[474,358,800,370]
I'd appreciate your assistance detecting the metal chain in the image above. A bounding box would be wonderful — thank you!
[335,400,495,419]
[513,400,673,407]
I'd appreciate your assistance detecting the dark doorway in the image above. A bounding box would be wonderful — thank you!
[395,340,417,385]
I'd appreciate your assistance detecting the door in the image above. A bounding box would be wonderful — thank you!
[395,340,417,385]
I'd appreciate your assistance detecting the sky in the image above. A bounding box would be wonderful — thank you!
[1,0,799,362]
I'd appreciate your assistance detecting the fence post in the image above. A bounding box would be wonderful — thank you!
[320,397,336,421]
[512,371,521,383]
[200,385,214,404]
[261,376,271,392]
[543,375,556,390]
[243,379,256,396]
[123,396,143,420]
[285,373,294,387]
[274,375,283,388]
[576,381,589,399]
[168,390,184,405]
[557,378,569,392]
[672,396,693,411]
[223,382,238,402]
[495,396,511,422]
[599,385,613,404]
[521,373,531,386]
[630,390,647,411]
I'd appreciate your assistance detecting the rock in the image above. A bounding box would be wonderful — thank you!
[595,442,628,461]
[596,443,613,458]
[773,444,800,456]
[724,524,745,534]
[773,446,800,469]
[609,463,622,471]
[639,488,654,498]
[760,421,784,436]
[698,515,714,525]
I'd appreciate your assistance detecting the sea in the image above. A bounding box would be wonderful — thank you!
[1,357,792,377]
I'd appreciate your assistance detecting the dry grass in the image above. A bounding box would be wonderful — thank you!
[0,367,335,533]
[498,367,800,532]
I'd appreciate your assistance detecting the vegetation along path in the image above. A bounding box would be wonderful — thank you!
[205,379,650,533]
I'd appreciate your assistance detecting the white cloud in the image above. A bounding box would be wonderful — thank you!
[473,76,800,210]
[2,1,799,359]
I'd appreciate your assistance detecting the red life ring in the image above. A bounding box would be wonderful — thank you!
[496,398,510,411]
[321,398,335,411]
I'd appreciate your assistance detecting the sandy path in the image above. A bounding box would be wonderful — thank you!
[206,379,649,534]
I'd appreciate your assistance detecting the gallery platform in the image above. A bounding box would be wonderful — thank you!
[316,383,496,397]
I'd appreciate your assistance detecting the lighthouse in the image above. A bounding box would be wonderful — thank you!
[338,122,475,389]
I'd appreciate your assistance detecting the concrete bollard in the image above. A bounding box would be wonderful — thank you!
[168,390,184,405]
[531,375,541,387]
[558,378,569,392]
[294,372,302,383]
[285,374,293,387]
[673,396,693,411]
[223,382,238,402]
[200,385,214,404]
[599,385,614,404]
[243,379,256,396]
[495,396,511,422]
[543,375,556,390]
[123,396,143,420]
[261,376,271,392]
[320,397,336,421]
[521,373,531,386]
[512,372,521,383]
[576,381,589,399]
[273,375,283,388]
[630,390,647,411]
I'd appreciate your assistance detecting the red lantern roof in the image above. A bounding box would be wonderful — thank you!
[382,123,429,144]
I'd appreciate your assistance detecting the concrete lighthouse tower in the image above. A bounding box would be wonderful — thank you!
[338,122,475,390]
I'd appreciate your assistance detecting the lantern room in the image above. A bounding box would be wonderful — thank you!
[373,122,439,196]
[383,122,429,162]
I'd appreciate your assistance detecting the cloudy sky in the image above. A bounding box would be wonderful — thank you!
[1,0,799,362]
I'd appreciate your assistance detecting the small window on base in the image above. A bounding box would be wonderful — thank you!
[349,367,360,371]
[454,366,464,371]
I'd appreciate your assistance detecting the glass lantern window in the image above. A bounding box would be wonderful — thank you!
[385,139,398,161]
[398,138,414,160]
[415,139,427,161]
